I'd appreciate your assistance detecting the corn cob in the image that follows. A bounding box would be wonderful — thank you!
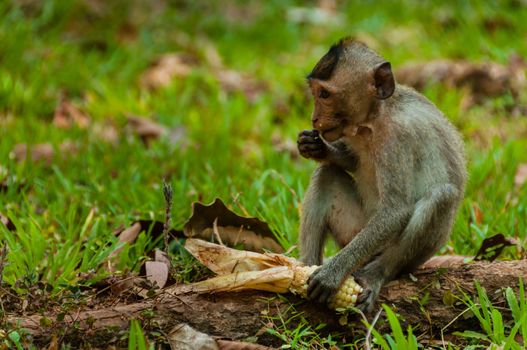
[183,239,363,310]
[289,265,363,309]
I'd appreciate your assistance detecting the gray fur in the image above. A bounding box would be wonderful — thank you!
[297,41,466,312]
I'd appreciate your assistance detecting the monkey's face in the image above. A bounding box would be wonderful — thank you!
[307,40,396,143]
[308,68,372,143]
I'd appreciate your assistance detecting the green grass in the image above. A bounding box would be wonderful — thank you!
[1,0,527,348]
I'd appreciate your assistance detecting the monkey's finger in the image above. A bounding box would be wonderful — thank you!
[299,129,319,137]
[307,266,322,284]
[298,134,321,143]
[307,282,323,301]
[318,289,333,304]
[298,143,324,152]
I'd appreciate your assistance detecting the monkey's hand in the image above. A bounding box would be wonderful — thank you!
[297,130,327,160]
[307,260,345,304]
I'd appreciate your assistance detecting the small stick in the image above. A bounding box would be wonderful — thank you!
[364,308,383,350]
[163,180,173,255]
[212,218,224,246]
[0,245,7,286]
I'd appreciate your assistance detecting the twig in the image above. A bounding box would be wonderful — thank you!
[364,308,383,350]
[0,245,7,286]
[212,218,224,246]
[162,180,173,255]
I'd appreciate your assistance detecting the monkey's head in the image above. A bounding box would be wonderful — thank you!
[307,38,395,142]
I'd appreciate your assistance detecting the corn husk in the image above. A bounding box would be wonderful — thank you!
[184,239,362,309]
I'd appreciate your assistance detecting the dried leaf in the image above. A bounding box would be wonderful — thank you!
[420,255,470,269]
[11,143,53,163]
[111,221,183,254]
[10,141,77,164]
[0,212,15,231]
[215,69,267,102]
[183,198,284,253]
[287,6,343,25]
[113,222,142,255]
[189,266,293,294]
[154,248,171,266]
[140,53,197,89]
[126,115,187,148]
[167,324,219,350]
[216,340,273,350]
[184,238,295,276]
[396,58,526,107]
[127,115,168,144]
[474,233,515,261]
[53,98,90,129]
[145,261,169,288]
[514,163,527,187]
[92,122,120,144]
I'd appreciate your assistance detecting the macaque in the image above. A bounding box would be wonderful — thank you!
[297,38,466,312]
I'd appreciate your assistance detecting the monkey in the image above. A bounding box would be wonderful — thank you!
[296,38,466,312]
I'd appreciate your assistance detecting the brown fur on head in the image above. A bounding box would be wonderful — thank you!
[307,38,395,142]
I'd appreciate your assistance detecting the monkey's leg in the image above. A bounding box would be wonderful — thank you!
[299,165,365,266]
[354,183,461,313]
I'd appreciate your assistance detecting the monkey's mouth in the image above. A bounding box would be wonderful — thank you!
[320,126,343,142]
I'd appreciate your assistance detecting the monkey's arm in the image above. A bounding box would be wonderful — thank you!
[307,144,414,303]
[307,204,413,303]
[297,130,358,171]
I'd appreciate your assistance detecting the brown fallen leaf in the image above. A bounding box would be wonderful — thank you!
[107,222,143,272]
[215,69,268,102]
[10,141,77,164]
[183,198,284,253]
[474,233,516,261]
[287,3,344,26]
[140,53,197,90]
[53,98,90,129]
[396,58,526,108]
[127,115,189,148]
[127,115,168,144]
[114,220,184,241]
[91,122,120,145]
[420,255,471,269]
[514,163,527,187]
[145,260,169,289]
[167,324,219,350]
[144,249,171,289]
[112,222,142,257]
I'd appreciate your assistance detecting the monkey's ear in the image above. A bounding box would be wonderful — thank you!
[373,62,395,99]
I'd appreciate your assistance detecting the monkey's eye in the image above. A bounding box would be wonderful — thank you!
[319,89,330,99]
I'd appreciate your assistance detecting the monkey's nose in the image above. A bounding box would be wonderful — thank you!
[312,117,319,125]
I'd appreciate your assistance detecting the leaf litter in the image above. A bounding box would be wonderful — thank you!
[396,56,527,109]
[183,198,284,253]
[140,45,268,101]
[10,141,78,165]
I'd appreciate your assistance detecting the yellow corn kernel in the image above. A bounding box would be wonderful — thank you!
[290,266,362,310]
